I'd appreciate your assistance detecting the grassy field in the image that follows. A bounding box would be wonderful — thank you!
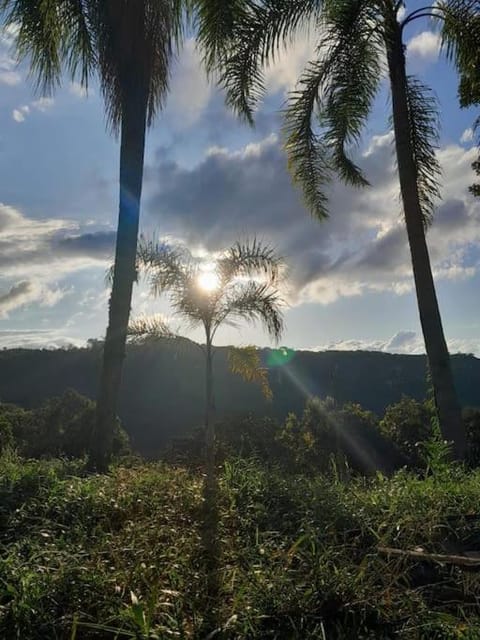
[1,450,480,638]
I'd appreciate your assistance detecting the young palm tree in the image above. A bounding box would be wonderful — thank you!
[195,0,480,458]
[1,0,184,469]
[134,237,284,488]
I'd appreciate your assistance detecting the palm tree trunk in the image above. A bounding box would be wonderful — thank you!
[385,22,466,459]
[205,331,216,489]
[92,90,148,471]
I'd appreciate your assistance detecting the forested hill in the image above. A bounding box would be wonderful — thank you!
[1,342,479,455]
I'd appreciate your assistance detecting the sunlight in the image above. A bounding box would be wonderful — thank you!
[197,265,220,292]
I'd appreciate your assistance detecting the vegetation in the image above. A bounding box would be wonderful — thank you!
[0,346,479,456]
[194,0,480,458]
[0,390,129,459]
[0,1,478,637]
[2,450,480,638]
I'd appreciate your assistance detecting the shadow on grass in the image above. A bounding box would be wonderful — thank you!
[196,476,222,639]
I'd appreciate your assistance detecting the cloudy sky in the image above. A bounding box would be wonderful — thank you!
[0,11,479,355]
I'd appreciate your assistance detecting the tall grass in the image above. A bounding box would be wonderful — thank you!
[1,451,480,638]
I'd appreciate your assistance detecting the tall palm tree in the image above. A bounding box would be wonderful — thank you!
[2,0,184,469]
[195,0,480,459]
[134,237,284,488]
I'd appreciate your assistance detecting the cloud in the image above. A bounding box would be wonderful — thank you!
[406,31,441,63]
[0,69,21,86]
[264,27,317,94]
[0,280,65,318]
[12,97,54,122]
[145,131,480,306]
[0,204,114,320]
[461,128,474,144]
[69,81,92,99]
[165,39,213,127]
[32,97,54,112]
[12,105,29,123]
[0,329,83,350]
[314,331,480,357]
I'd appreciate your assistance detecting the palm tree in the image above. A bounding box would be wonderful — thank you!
[2,0,184,469]
[134,237,284,488]
[195,0,480,459]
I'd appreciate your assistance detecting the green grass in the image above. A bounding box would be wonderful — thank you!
[1,450,480,638]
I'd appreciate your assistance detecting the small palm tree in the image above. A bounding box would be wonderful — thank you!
[196,0,480,458]
[134,237,284,488]
[1,0,185,469]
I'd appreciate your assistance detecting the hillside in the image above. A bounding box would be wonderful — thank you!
[0,342,479,455]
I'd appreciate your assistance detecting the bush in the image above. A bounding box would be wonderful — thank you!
[0,390,129,459]
[379,396,432,466]
[277,397,401,475]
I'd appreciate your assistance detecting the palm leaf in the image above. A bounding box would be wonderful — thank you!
[439,0,480,107]
[404,76,442,226]
[214,280,284,341]
[204,0,322,122]
[217,238,284,285]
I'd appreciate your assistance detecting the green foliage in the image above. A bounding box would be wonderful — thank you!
[0,391,129,459]
[278,397,399,475]
[3,455,480,638]
[380,396,433,465]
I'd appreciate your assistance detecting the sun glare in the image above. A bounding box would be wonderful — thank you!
[197,268,220,293]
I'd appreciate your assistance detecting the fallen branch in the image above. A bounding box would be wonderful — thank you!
[378,546,480,568]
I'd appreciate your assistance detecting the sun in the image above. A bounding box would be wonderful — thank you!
[197,267,220,292]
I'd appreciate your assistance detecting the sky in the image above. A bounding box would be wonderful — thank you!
[0,7,479,356]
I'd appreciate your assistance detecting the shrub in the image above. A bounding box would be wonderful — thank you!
[277,397,401,475]
[379,396,432,466]
[0,391,129,459]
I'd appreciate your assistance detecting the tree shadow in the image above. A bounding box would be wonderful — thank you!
[196,476,222,639]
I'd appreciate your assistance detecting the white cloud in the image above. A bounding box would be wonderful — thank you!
[314,331,480,357]
[264,27,317,94]
[0,69,21,86]
[0,203,114,320]
[146,129,480,308]
[166,39,213,127]
[13,97,54,122]
[461,128,474,144]
[12,106,29,123]
[0,280,66,318]
[0,329,83,350]
[407,30,441,63]
[32,97,54,112]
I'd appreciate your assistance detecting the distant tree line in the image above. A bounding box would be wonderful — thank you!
[0,345,478,458]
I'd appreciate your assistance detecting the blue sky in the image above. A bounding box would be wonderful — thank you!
[0,8,479,355]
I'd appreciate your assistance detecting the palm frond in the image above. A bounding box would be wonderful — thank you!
[137,236,190,296]
[127,314,175,342]
[404,76,442,226]
[439,0,480,106]
[321,0,383,186]
[284,0,383,218]
[1,0,94,94]
[193,0,250,74]
[89,0,185,133]
[217,238,284,285]
[215,281,284,342]
[208,0,321,122]
[228,345,273,400]
[283,60,332,219]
